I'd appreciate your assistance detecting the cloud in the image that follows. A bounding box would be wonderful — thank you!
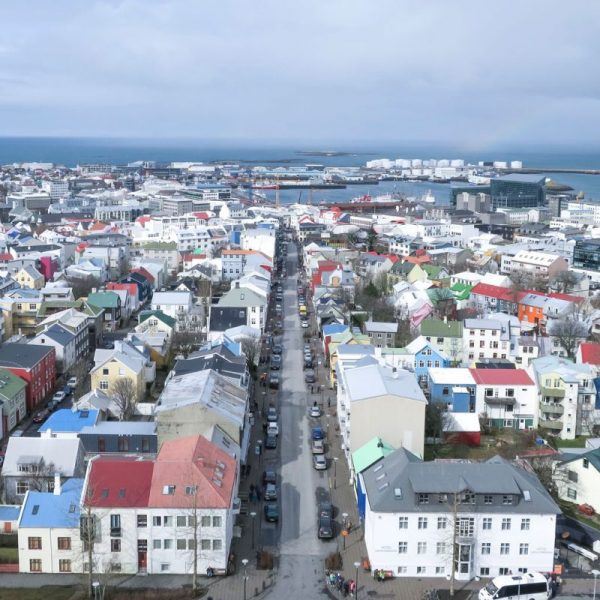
[0,0,599,147]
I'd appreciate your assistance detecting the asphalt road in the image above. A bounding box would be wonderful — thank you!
[267,242,335,599]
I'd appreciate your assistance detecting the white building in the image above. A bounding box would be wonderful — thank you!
[151,290,194,327]
[463,319,510,364]
[554,447,600,513]
[361,450,559,579]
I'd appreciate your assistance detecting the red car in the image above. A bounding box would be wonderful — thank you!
[578,503,595,516]
[33,409,50,424]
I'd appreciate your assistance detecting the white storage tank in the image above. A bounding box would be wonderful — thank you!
[493,161,508,168]
[510,160,523,169]
[451,159,465,167]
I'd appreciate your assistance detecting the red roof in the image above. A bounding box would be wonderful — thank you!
[106,282,137,297]
[149,435,236,509]
[193,212,210,221]
[136,216,152,226]
[85,457,154,508]
[317,261,341,272]
[0,253,13,262]
[469,368,534,386]
[131,267,155,284]
[579,342,600,365]
[470,283,524,303]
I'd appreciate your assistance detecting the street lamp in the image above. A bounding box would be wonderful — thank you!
[592,569,600,600]
[92,581,100,600]
[250,511,257,550]
[242,558,249,600]
[333,457,339,489]
[342,512,349,550]
[353,561,360,600]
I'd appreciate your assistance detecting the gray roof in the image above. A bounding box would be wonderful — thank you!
[0,343,54,369]
[345,364,426,404]
[39,323,76,346]
[3,437,83,477]
[364,321,399,334]
[493,174,546,185]
[362,450,559,515]
[209,306,247,333]
[79,421,156,436]
[464,318,502,330]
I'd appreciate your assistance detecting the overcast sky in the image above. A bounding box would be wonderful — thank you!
[1,1,599,148]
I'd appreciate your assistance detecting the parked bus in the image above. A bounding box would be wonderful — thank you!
[479,572,550,600]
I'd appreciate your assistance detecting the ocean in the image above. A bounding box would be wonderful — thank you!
[1,137,599,204]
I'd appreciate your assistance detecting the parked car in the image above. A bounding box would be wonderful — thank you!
[311,439,324,454]
[267,422,279,437]
[264,483,277,501]
[305,371,316,384]
[311,427,324,440]
[267,406,278,422]
[264,502,279,523]
[66,376,79,388]
[265,434,278,450]
[269,373,280,389]
[313,454,327,470]
[318,514,334,539]
[52,391,66,403]
[262,470,277,486]
[270,355,282,370]
[272,344,283,355]
[318,501,333,519]
[301,320,309,329]
[578,503,596,516]
[310,404,321,418]
[33,409,50,423]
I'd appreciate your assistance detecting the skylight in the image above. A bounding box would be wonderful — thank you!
[523,490,531,501]
[32,505,39,515]
[162,485,176,495]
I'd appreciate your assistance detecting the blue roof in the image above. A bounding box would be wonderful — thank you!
[0,506,20,522]
[195,183,228,189]
[19,478,83,528]
[38,408,99,433]
[323,323,348,336]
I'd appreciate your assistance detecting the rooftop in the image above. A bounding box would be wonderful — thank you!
[0,343,54,369]
[19,478,84,529]
[39,409,100,434]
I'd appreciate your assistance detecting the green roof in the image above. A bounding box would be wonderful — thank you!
[422,264,443,278]
[352,437,395,474]
[37,300,81,317]
[87,291,120,309]
[0,368,27,400]
[142,241,178,251]
[420,318,463,338]
[450,282,473,301]
[139,310,177,328]
[562,447,600,471]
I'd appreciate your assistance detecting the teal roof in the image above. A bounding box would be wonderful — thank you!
[0,368,26,400]
[561,447,600,471]
[420,318,463,338]
[88,291,120,309]
[352,437,395,474]
[139,310,177,328]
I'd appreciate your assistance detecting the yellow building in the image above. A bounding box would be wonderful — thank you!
[327,331,371,389]
[90,350,147,403]
[15,266,45,290]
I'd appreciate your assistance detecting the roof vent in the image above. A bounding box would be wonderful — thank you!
[523,490,531,502]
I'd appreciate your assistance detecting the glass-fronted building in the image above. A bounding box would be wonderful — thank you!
[490,174,545,209]
[573,238,600,271]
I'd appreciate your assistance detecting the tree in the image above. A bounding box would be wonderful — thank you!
[425,403,449,445]
[23,458,58,492]
[549,310,588,360]
[240,336,262,378]
[373,271,389,296]
[171,314,205,360]
[69,276,103,301]
[366,228,378,252]
[110,378,137,420]
[551,270,581,294]
[590,293,600,310]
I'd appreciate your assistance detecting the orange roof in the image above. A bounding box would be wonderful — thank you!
[222,249,257,255]
[148,435,236,509]
[404,255,431,265]
[89,221,109,232]
[579,342,600,365]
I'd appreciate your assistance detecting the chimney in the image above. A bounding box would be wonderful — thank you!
[53,473,61,496]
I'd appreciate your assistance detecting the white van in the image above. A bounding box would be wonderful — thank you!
[479,573,550,600]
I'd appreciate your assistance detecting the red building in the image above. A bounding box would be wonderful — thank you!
[0,343,56,412]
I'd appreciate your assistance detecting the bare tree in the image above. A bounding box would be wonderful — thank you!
[549,310,588,360]
[590,293,600,310]
[23,458,59,492]
[551,271,581,294]
[69,276,103,301]
[110,378,137,420]
[239,336,262,375]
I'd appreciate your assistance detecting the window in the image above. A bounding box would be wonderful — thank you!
[398,542,408,553]
[442,387,449,396]
[111,539,121,552]
[461,492,475,505]
[163,516,173,527]
[213,539,222,551]
[418,517,428,530]
[201,516,211,527]
[177,516,187,527]
[499,568,510,575]
[57,537,71,550]
[397,566,407,574]
[110,514,121,536]
[201,539,211,550]
[398,517,408,529]
[457,517,474,537]
[153,540,161,549]
[188,539,196,550]
[30,559,42,572]
[436,542,446,555]
[480,567,490,576]
[501,518,511,531]
[521,518,530,531]
[213,516,222,527]
[177,539,187,550]
[568,470,578,483]
[59,559,71,573]
[500,543,510,555]
[436,566,445,575]
[567,488,577,499]
[28,537,42,550]
[484,495,493,505]
[519,543,529,555]
[162,485,176,495]
[185,485,197,496]
[163,539,173,549]
[502,495,513,505]
[161,563,170,572]
[102,368,109,375]
[137,515,147,528]
[417,542,427,554]
[153,516,162,526]
[100,380,109,390]
[583,458,589,469]
[482,518,492,530]
[117,436,129,452]
[17,481,29,495]
[417,566,426,574]
[437,517,447,530]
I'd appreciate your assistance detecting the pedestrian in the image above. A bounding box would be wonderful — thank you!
[256,487,261,501]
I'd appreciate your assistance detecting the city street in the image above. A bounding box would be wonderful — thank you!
[266,242,336,599]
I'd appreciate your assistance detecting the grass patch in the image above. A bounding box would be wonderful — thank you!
[0,546,18,562]
[0,588,80,600]
[555,436,588,448]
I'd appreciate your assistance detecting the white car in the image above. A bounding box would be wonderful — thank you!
[311,439,324,454]
[267,422,279,436]
[67,377,78,388]
[301,320,309,328]
[309,405,321,418]
[313,454,327,470]
[52,391,66,403]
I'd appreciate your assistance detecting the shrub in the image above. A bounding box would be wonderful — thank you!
[325,551,342,570]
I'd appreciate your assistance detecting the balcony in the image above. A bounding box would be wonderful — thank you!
[539,416,563,431]
[540,402,564,416]
[540,386,565,398]
[485,396,516,406]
